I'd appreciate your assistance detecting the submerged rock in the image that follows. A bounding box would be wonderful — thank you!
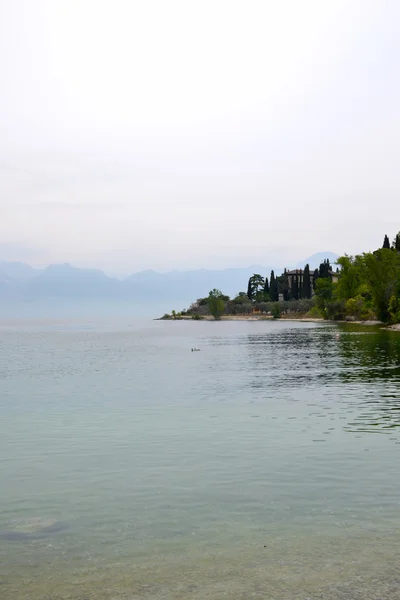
[0,517,68,541]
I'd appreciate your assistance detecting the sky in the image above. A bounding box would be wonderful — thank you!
[1,0,400,275]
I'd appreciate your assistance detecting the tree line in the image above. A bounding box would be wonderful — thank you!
[167,231,400,322]
[245,261,332,303]
[314,232,400,322]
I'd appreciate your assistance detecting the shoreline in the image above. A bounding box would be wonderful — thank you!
[156,314,387,326]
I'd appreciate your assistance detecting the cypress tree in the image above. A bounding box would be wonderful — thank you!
[313,268,319,291]
[292,273,299,300]
[264,276,269,296]
[395,233,400,252]
[280,269,290,301]
[319,260,331,279]
[383,234,390,249]
[270,270,279,301]
[247,277,253,301]
[303,264,311,299]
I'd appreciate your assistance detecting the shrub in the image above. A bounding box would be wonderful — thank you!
[271,303,281,319]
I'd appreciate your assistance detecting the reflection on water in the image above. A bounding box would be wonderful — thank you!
[335,326,400,437]
[0,319,400,599]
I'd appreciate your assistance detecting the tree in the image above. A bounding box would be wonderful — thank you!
[291,274,299,300]
[207,289,225,320]
[271,303,281,319]
[302,264,311,299]
[315,278,333,314]
[335,255,365,300]
[264,276,269,297]
[319,259,331,279]
[247,273,264,302]
[277,270,289,301]
[247,278,253,301]
[313,268,319,291]
[364,249,400,322]
[269,270,279,301]
[394,232,400,252]
[383,234,391,249]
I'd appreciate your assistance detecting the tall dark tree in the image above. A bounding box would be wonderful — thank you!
[277,269,289,301]
[313,268,319,291]
[394,232,400,252]
[383,234,391,249]
[270,270,279,301]
[247,277,253,301]
[247,273,265,302]
[319,259,331,279]
[292,274,299,300]
[302,264,311,299]
[264,276,269,297]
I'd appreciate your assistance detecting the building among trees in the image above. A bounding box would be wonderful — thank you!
[285,264,338,299]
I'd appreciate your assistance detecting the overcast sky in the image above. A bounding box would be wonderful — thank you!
[1,0,399,274]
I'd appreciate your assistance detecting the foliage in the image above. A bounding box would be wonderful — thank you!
[363,249,400,322]
[207,289,226,320]
[291,274,299,300]
[271,303,281,318]
[302,264,311,299]
[319,259,331,279]
[269,270,279,301]
[277,270,289,301]
[314,278,333,315]
[394,232,400,252]
[174,230,400,325]
[264,276,269,297]
[313,268,319,291]
[247,274,265,302]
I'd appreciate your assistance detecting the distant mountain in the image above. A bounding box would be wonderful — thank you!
[23,263,122,299]
[0,253,339,316]
[0,261,39,282]
[125,265,280,308]
[296,252,339,270]
[0,269,14,285]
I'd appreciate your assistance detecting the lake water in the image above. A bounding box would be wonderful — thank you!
[1,319,400,599]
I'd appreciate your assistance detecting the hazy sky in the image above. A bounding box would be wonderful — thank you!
[1,0,399,274]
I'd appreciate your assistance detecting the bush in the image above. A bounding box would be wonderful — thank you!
[345,296,375,321]
[271,303,281,319]
[192,313,203,320]
[308,306,323,318]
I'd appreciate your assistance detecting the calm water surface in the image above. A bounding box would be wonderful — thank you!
[1,319,400,599]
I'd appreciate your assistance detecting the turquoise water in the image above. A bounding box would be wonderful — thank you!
[1,319,400,599]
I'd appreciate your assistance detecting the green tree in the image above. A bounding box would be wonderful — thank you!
[335,255,365,300]
[394,232,400,252]
[264,276,270,298]
[313,268,319,291]
[270,270,279,301]
[315,278,333,314]
[302,264,311,299]
[247,273,264,302]
[247,278,253,301]
[319,259,331,279]
[277,270,289,301]
[207,289,226,320]
[383,234,391,249]
[364,249,400,322]
[291,274,299,300]
[271,303,281,319]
